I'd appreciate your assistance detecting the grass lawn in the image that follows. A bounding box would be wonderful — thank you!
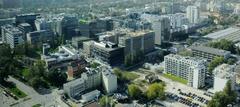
[163,73,188,85]
[122,72,140,81]
[32,104,41,107]
[7,86,27,98]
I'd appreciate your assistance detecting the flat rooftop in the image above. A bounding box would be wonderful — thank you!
[204,27,240,42]
[165,54,205,64]
[189,45,231,56]
[213,64,235,79]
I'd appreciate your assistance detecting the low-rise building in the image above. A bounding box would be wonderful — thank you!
[81,90,100,103]
[164,54,207,88]
[64,78,86,98]
[213,64,236,92]
[189,45,231,62]
[42,45,80,67]
[64,66,117,98]
[67,59,88,79]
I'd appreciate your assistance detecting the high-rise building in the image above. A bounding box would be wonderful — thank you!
[118,30,155,56]
[90,41,124,66]
[186,6,200,24]
[15,14,40,30]
[1,24,24,48]
[164,54,207,88]
[89,17,114,38]
[18,23,33,40]
[102,67,117,93]
[26,30,54,45]
[152,17,171,45]
[35,18,52,31]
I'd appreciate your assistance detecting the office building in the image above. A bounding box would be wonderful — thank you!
[1,24,24,48]
[26,30,54,45]
[186,6,200,24]
[89,17,114,38]
[61,16,79,40]
[90,41,124,66]
[71,37,92,49]
[152,17,171,45]
[164,54,207,88]
[189,45,231,62]
[35,18,52,31]
[18,23,33,40]
[118,30,155,56]
[15,13,40,30]
[213,64,236,92]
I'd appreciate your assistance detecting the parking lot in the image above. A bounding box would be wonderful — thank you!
[0,88,17,107]
[158,74,212,107]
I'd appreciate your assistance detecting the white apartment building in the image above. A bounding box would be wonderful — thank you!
[213,64,236,92]
[102,68,118,93]
[64,66,117,98]
[186,6,200,24]
[1,24,24,48]
[164,54,206,88]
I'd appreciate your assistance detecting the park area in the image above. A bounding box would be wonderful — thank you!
[163,73,188,85]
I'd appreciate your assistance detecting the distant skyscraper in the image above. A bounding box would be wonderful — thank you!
[186,6,200,24]
[152,17,171,45]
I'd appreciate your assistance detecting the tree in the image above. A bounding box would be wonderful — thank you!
[208,57,225,74]
[146,83,166,100]
[30,77,49,89]
[178,50,193,57]
[0,44,14,83]
[99,96,114,107]
[208,80,237,107]
[208,39,237,54]
[46,69,67,87]
[128,84,142,99]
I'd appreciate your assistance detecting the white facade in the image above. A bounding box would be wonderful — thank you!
[81,90,100,103]
[164,54,206,88]
[1,25,24,48]
[63,78,85,98]
[35,18,52,31]
[64,66,117,98]
[186,6,200,24]
[213,64,236,92]
[102,68,118,93]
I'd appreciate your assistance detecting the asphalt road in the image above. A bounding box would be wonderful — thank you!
[6,76,69,107]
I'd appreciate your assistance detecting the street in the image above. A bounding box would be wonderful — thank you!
[0,77,69,107]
